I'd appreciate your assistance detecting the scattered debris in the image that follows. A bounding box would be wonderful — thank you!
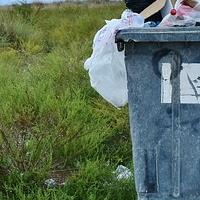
[44,178,57,188]
[44,169,73,187]
[115,165,132,180]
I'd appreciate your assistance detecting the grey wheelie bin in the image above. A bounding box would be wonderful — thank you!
[115,27,200,200]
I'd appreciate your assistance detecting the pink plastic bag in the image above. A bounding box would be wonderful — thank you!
[160,0,200,27]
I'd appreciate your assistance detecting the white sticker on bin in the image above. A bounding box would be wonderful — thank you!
[161,63,200,104]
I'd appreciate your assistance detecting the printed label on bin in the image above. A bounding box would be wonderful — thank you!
[161,63,200,104]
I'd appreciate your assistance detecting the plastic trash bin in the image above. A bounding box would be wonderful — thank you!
[115,27,200,200]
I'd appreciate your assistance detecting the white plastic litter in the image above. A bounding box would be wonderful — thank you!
[45,178,57,187]
[115,165,132,180]
[160,0,200,27]
[84,10,144,108]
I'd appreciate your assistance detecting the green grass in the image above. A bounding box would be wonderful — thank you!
[0,3,136,199]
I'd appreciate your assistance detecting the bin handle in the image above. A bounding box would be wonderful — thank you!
[152,48,183,81]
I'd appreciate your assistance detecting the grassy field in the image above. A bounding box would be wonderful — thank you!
[0,3,136,199]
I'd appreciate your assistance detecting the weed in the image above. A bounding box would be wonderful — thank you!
[0,3,136,199]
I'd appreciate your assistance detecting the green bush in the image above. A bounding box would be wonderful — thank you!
[0,3,136,199]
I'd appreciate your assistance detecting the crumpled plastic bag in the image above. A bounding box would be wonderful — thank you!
[84,10,144,108]
[114,165,132,180]
[160,0,200,27]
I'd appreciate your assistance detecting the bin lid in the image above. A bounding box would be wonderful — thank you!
[115,27,200,43]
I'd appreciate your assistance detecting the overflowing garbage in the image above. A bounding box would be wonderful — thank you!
[160,0,200,26]
[84,10,144,108]
[84,0,200,108]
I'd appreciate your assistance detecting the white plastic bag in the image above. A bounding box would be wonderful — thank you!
[84,10,144,108]
[161,0,173,18]
[160,0,200,27]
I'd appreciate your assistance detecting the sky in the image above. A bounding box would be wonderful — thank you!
[0,0,65,6]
